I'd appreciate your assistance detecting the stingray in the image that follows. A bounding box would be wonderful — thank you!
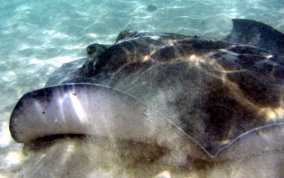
[9,19,284,159]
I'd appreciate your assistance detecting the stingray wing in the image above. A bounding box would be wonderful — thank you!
[9,83,149,143]
[224,19,284,55]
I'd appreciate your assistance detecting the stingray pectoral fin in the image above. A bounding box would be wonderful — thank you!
[224,19,284,55]
[9,83,148,143]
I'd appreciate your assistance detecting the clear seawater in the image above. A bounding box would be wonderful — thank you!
[0,0,283,177]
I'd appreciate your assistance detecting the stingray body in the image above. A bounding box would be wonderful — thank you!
[10,19,284,160]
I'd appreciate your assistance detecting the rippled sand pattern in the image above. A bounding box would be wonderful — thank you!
[0,0,284,177]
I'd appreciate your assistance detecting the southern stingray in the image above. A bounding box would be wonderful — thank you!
[10,19,284,160]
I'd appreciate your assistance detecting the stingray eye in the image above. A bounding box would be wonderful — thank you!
[87,46,96,54]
